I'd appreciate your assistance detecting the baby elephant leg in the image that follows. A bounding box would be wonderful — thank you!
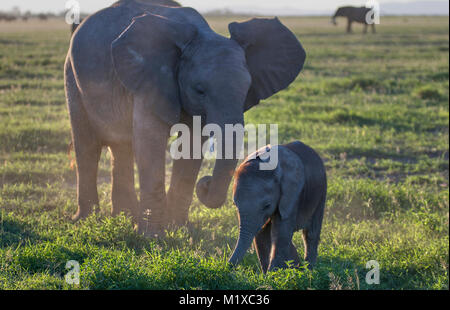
[302,229,319,269]
[254,221,272,273]
[267,216,296,271]
[302,199,325,269]
[288,241,301,267]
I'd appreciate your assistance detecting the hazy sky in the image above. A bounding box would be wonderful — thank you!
[0,0,433,14]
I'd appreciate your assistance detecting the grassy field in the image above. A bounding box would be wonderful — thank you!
[0,16,448,290]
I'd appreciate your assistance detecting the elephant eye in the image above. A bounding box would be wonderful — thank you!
[193,84,206,96]
[263,204,271,210]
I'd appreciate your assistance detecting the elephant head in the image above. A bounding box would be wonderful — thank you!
[195,18,306,209]
[111,12,306,210]
[332,7,346,25]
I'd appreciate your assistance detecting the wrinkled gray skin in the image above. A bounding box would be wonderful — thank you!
[332,6,376,34]
[65,0,306,236]
[229,142,327,272]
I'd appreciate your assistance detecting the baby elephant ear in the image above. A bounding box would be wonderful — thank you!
[276,147,305,221]
[112,13,197,125]
[229,18,306,111]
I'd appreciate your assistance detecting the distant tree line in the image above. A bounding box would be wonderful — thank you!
[0,6,89,22]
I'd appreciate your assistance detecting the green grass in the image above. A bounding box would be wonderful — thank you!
[0,16,448,290]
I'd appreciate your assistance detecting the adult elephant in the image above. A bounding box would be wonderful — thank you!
[65,0,306,236]
[332,6,376,34]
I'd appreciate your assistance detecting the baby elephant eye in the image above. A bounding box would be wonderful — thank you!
[194,84,206,96]
[263,204,271,210]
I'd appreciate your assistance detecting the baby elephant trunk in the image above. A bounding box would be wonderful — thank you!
[228,217,259,265]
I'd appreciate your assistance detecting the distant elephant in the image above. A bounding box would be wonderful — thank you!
[229,142,327,272]
[65,0,306,236]
[37,13,48,21]
[332,6,376,34]
[0,14,17,22]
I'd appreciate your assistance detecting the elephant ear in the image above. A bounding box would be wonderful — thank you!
[276,147,305,221]
[229,18,306,111]
[112,13,197,125]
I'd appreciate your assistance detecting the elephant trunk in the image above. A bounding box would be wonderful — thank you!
[196,119,243,209]
[331,15,338,25]
[332,9,342,25]
[228,217,259,266]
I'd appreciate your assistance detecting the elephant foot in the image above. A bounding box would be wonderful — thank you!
[71,210,91,222]
[166,197,191,229]
[304,256,317,270]
[112,207,139,224]
[137,208,167,238]
[137,219,166,238]
[167,208,190,228]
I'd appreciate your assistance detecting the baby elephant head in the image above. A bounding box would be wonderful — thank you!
[228,145,304,267]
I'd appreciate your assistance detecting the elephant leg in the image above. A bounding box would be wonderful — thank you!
[167,115,207,227]
[66,63,102,222]
[166,157,203,226]
[110,142,138,219]
[302,229,320,270]
[363,24,368,34]
[133,98,170,237]
[371,24,376,34]
[268,215,295,271]
[288,241,301,268]
[347,19,352,33]
[72,132,102,222]
[302,198,325,269]
[254,220,272,274]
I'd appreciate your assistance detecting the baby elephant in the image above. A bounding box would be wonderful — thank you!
[229,141,327,272]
